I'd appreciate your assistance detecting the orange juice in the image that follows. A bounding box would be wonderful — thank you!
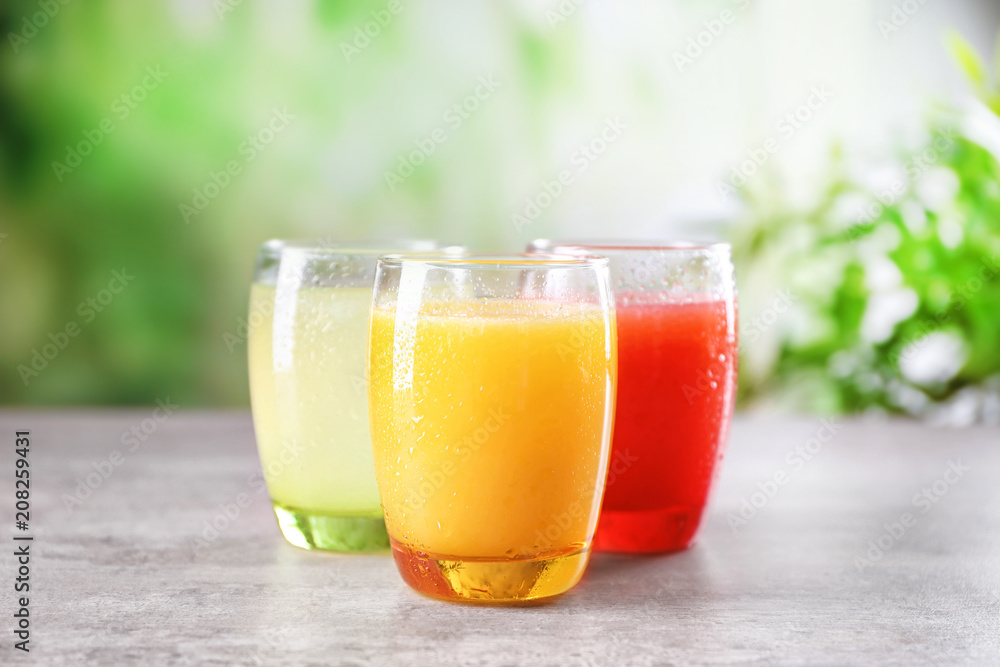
[368,300,616,601]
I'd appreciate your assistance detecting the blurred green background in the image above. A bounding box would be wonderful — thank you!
[1,0,999,422]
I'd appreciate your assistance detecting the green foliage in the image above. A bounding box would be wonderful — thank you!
[733,119,1000,417]
[731,33,1000,420]
[947,31,988,92]
[947,30,1000,116]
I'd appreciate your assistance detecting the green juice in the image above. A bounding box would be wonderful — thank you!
[248,283,388,551]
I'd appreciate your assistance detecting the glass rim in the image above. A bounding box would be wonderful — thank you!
[529,239,730,253]
[258,238,446,259]
[377,252,610,270]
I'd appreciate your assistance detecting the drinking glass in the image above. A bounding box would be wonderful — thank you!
[529,240,738,553]
[368,254,617,602]
[248,239,443,551]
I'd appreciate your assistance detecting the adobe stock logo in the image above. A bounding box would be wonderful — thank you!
[61,399,179,513]
[51,66,169,181]
[339,0,405,63]
[604,448,639,489]
[7,0,74,54]
[192,439,316,550]
[742,289,797,343]
[854,460,969,571]
[727,418,841,533]
[18,268,135,386]
[383,76,502,192]
[511,116,627,233]
[516,502,585,558]
[179,108,295,224]
[222,295,274,353]
[214,0,244,20]
[877,0,930,39]
[403,406,509,507]
[672,0,752,73]
[845,127,957,239]
[717,86,833,201]
[545,0,587,28]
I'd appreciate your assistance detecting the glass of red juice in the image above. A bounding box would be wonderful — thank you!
[528,241,738,553]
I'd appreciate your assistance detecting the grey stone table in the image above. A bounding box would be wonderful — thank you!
[1,411,998,666]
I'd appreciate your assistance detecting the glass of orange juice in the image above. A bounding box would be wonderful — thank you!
[368,253,618,602]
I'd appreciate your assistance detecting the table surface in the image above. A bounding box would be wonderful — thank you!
[0,411,997,666]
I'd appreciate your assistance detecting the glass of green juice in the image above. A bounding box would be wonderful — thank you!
[248,239,448,551]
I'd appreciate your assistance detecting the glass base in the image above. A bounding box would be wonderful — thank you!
[273,504,389,552]
[389,539,590,603]
[593,505,705,554]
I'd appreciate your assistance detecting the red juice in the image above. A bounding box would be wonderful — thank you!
[594,296,737,553]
